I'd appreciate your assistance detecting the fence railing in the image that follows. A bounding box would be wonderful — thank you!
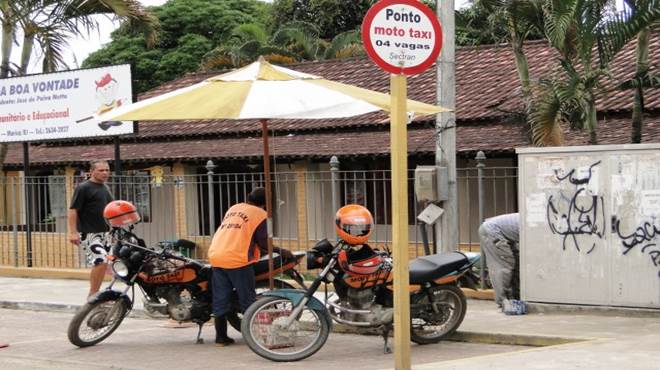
[0,153,517,269]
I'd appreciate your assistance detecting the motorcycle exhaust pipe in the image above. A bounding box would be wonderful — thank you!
[327,311,376,327]
[326,297,371,315]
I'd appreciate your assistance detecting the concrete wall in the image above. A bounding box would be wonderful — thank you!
[518,144,660,308]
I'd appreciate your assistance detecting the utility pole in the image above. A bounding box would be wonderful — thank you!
[435,0,458,252]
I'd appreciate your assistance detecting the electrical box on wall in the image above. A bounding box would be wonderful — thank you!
[417,203,444,225]
[414,166,449,202]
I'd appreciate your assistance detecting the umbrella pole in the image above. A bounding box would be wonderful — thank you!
[261,119,274,290]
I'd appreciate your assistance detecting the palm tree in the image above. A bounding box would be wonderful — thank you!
[617,0,660,143]
[271,21,363,61]
[457,1,545,46]
[473,1,552,143]
[3,0,158,75]
[533,0,658,145]
[200,21,363,71]
[0,0,17,78]
[199,23,298,70]
[0,0,159,168]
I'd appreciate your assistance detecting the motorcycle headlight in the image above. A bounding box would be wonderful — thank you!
[112,260,129,278]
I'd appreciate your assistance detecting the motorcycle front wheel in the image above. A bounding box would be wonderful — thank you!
[410,284,467,344]
[241,296,330,362]
[228,279,297,332]
[67,298,129,347]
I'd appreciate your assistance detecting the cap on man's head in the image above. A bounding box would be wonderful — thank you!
[247,187,266,207]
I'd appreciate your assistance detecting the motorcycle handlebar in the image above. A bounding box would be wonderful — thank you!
[115,236,190,263]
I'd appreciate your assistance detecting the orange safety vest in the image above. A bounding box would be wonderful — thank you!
[207,203,267,269]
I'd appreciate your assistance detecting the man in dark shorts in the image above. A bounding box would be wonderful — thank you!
[67,160,113,298]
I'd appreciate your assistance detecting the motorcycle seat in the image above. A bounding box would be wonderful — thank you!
[253,251,305,276]
[198,265,211,280]
[408,252,468,284]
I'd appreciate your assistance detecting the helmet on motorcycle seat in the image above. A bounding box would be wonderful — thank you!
[338,244,383,275]
[103,200,140,227]
[335,204,373,245]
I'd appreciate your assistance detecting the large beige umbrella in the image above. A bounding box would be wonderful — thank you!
[98,56,449,286]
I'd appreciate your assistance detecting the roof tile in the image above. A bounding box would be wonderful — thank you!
[131,33,659,139]
[5,34,659,166]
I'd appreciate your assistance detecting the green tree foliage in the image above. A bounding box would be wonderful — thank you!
[83,0,270,92]
[200,22,298,69]
[618,0,660,143]
[270,0,375,39]
[270,0,436,40]
[0,0,158,171]
[200,21,363,70]
[1,0,158,77]
[456,1,545,46]
[470,0,549,144]
[532,0,659,145]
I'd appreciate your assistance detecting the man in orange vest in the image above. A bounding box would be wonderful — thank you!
[207,187,293,346]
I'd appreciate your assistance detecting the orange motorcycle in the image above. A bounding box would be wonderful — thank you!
[67,201,305,348]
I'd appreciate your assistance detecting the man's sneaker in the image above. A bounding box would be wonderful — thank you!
[215,337,235,347]
[502,299,528,315]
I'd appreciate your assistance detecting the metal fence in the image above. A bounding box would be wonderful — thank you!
[457,154,518,250]
[0,154,518,269]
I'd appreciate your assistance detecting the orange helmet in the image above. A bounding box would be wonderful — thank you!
[335,204,373,245]
[338,246,384,275]
[103,200,140,227]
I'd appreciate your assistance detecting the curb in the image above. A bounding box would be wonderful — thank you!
[0,267,113,281]
[527,302,660,318]
[1,267,92,280]
[2,299,578,347]
[0,300,153,319]
[447,331,585,347]
[330,322,583,347]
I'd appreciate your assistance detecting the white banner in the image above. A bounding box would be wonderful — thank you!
[0,64,133,142]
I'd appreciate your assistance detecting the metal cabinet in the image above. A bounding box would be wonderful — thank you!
[517,144,660,308]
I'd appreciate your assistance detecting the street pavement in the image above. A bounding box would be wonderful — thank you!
[1,276,659,370]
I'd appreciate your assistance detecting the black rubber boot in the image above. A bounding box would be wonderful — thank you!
[214,315,235,347]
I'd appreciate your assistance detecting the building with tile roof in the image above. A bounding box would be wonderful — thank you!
[4,32,658,169]
[0,34,658,269]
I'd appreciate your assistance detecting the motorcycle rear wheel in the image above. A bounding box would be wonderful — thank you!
[228,279,297,332]
[241,296,330,362]
[67,298,129,347]
[410,284,466,344]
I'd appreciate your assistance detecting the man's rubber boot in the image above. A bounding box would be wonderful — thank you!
[214,315,235,347]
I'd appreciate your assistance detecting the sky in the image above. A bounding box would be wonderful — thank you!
[64,0,169,69]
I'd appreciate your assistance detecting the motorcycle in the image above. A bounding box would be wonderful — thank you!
[240,239,480,362]
[67,225,306,348]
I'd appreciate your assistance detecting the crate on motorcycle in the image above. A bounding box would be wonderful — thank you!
[255,309,295,349]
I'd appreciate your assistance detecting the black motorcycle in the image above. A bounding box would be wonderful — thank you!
[240,239,480,362]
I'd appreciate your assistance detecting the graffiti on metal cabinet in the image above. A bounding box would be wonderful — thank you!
[546,161,605,254]
[612,216,660,277]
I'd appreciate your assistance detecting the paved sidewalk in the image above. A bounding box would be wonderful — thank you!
[1,276,659,369]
